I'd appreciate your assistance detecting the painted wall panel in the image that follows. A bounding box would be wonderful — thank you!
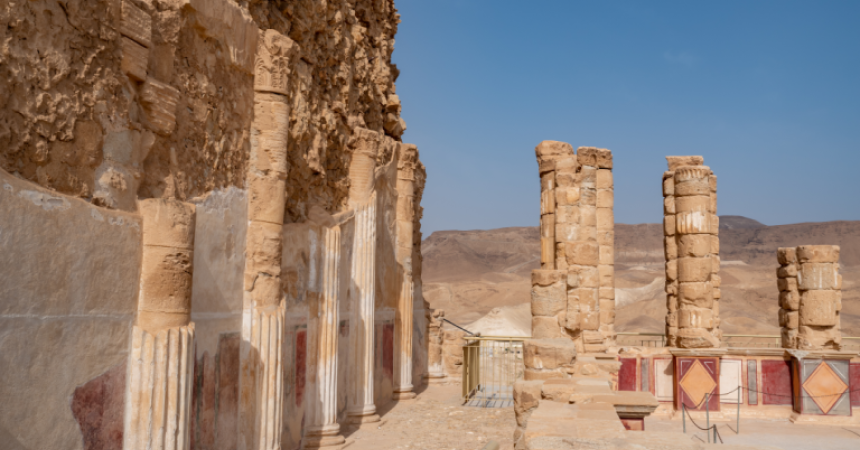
[761,359,792,405]
[619,358,637,392]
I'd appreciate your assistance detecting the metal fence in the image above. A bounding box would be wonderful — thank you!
[616,333,860,350]
[462,336,527,408]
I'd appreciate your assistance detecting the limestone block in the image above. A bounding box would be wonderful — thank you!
[677,257,712,282]
[780,289,800,310]
[778,277,797,292]
[710,195,717,215]
[710,235,719,255]
[711,274,721,288]
[664,236,677,260]
[799,290,839,327]
[678,234,711,257]
[666,311,678,327]
[665,260,677,281]
[251,95,290,177]
[663,177,674,197]
[254,30,297,95]
[523,368,566,381]
[555,244,568,271]
[532,282,567,317]
[541,238,555,268]
[711,254,720,274]
[599,299,615,313]
[675,211,710,234]
[597,189,614,208]
[555,170,578,188]
[679,308,713,329]
[532,270,566,286]
[599,288,615,302]
[677,327,720,349]
[797,245,840,263]
[666,156,704,171]
[243,221,284,287]
[566,271,580,288]
[781,328,798,349]
[663,215,675,236]
[513,380,543,425]
[582,330,604,345]
[712,300,720,317]
[540,172,555,191]
[778,247,797,265]
[579,166,597,189]
[836,274,843,290]
[555,156,579,173]
[565,242,599,266]
[140,78,180,135]
[121,0,152,47]
[675,196,711,214]
[535,141,574,162]
[579,287,598,315]
[779,309,799,329]
[664,197,675,214]
[597,246,613,266]
[532,316,564,339]
[673,166,711,197]
[678,282,713,308]
[138,246,193,327]
[541,214,555,238]
[571,266,598,288]
[709,174,717,191]
[712,288,721,300]
[596,228,613,247]
[539,160,556,174]
[665,280,678,296]
[595,149,613,169]
[797,326,841,350]
[121,37,148,81]
[556,206,579,224]
[597,169,613,189]
[598,265,614,288]
[709,214,719,235]
[247,173,286,225]
[596,208,613,233]
[523,339,577,370]
[581,311,600,331]
[139,199,196,249]
[777,264,797,278]
[555,223,581,243]
[798,263,838,290]
[580,187,596,206]
[556,187,581,205]
[540,190,555,215]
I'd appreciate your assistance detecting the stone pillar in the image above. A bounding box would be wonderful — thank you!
[346,129,380,424]
[239,29,296,450]
[305,226,345,448]
[123,198,196,450]
[425,309,447,383]
[532,142,615,352]
[393,144,418,400]
[667,158,721,349]
[778,246,842,350]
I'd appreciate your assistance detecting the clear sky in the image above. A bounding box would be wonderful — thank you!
[392,0,860,235]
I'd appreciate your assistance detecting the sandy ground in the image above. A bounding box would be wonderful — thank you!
[344,384,515,450]
[646,416,860,450]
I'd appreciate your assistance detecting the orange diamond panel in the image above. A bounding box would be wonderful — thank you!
[679,360,717,408]
[803,362,847,414]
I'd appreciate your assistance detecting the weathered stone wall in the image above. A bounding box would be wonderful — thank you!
[0,0,426,448]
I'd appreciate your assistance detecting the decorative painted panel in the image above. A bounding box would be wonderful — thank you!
[640,358,650,393]
[719,359,742,404]
[619,358,637,392]
[675,357,719,411]
[761,359,792,405]
[747,360,758,405]
[654,358,674,402]
[851,363,860,407]
[794,359,851,416]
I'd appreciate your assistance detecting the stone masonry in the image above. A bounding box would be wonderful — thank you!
[778,245,843,350]
[662,157,721,349]
[533,141,615,352]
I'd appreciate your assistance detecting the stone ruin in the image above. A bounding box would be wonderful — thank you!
[0,1,432,449]
[533,141,616,353]
[778,245,843,350]
[662,156,722,349]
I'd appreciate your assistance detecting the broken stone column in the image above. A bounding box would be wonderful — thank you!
[664,157,721,348]
[347,129,381,424]
[425,309,447,384]
[394,144,419,400]
[238,29,296,450]
[305,226,345,448]
[123,198,196,450]
[778,246,842,349]
[532,142,615,352]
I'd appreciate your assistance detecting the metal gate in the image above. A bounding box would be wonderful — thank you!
[462,337,527,408]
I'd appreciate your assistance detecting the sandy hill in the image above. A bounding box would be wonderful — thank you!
[422,218,860,337]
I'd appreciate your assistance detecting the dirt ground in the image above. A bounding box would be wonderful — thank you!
[343,384,515,450]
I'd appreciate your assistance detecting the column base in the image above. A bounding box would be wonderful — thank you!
[304,425,345,449]
[425,374,447,385]
[347,410,380,424]
[393,391,416,400]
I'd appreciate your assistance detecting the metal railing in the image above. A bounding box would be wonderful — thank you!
[616,332,860,350]
[462,336,527,408]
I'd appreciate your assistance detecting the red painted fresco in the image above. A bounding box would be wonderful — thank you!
[215,334,240,450]
[383,323,394,378]
[675,357,719,411]
[71,363,125,450]
[761,359,792,405]
[849,363,860,407]
[296,330,307,407]
[618,358,637,391]
[195,351,217,448]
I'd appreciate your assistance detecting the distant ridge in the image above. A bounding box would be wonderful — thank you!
[720,215,766,229]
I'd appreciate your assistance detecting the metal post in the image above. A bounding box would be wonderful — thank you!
[682,404,686,434]
[737,388,740,434]
[706,393,710,443]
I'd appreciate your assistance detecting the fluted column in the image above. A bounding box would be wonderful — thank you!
[393,144,418,400]
[239,29,296,450]
[123,198,196,450]
[346,129,381,423]
[304,226,345,448]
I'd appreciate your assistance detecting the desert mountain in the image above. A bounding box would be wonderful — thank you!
[422,218,860,338]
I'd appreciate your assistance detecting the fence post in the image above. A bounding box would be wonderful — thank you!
[706,393,710,443]
[737,388,740,434]
[682,404,686,434]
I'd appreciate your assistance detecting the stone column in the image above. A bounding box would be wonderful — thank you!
[346,129,380,424]
[425,309,447,383]
[778,246,842,349]
[239,29,296,450]
[671,161,720,348]
[393,144,419,400]
[123,198,196,450]
[304,226,345,448]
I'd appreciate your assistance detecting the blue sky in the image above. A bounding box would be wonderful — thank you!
[392,1,860,235]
